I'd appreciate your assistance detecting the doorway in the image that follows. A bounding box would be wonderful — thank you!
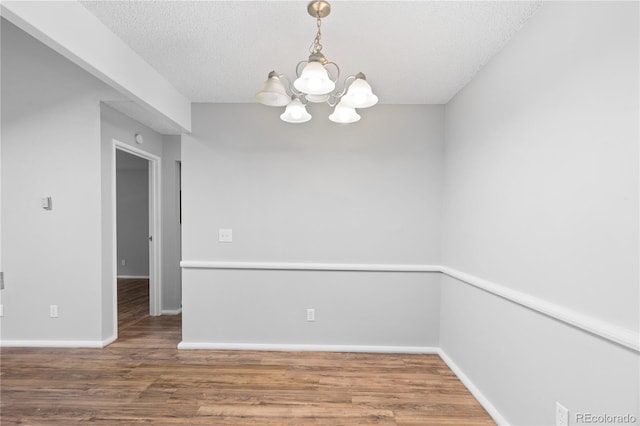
[116,150,150,329]
[113,140,162,334]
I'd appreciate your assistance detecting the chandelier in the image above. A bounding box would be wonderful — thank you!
[255,1,378,124]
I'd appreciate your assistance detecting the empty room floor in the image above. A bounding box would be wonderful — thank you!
[0,280,494,425]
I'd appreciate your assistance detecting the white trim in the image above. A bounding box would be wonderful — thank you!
[162,307,182,315]
[440,266,639,353]
[177,341,438,354]
[110,142,119,343]
[101,334,117,348]
[117,275,150,279]
[180,260,441,273]
[148,155,163,316]
[179,260,639,352]
[114,140,163,317]
[438,349,509,426]
[1,339,107,348]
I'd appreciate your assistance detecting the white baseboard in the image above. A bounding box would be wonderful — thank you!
[0,339,107,348]
[117,275,150,279]
[101,334,117,347]
[437,348,509,426]
[1,333,118,348]
[177,341,439,354]
[162,307,182,315]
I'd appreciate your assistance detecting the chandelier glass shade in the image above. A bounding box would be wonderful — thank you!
[329,102,360,124]
[280,96,312,123]
[294,61,335,95]
[255,73,291,107]
[341,74,379,108]
[256,1,378,124]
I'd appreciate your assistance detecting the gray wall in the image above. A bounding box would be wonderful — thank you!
[116,151,149,278]
[0,19,183,344]
[181,103,444,348]
[1,19,124,343]
[441,2,639,424]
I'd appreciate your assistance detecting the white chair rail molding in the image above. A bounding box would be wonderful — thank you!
[180,260,639,353]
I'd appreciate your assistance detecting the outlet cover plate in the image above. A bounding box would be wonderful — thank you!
[556,402,569,426]
[218,229,233,243]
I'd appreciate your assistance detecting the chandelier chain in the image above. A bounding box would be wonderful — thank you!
[309,13,323,54]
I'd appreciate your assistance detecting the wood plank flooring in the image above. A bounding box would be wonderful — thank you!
[118,278,151,331]
[1,279,495,425]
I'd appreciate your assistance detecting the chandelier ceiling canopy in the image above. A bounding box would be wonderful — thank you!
[255,1,378,124]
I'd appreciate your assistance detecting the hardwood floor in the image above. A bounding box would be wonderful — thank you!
[1,280,495,425]
[118,278,151,331]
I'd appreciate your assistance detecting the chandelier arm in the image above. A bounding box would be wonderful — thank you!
[276,73,298,97]
[326,95,340,107]
[290,86,304,97]
[296,60,310,78]
[333,74,357,99]
[324,61,340,83]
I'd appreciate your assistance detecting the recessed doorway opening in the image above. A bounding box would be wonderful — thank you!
[113,140,162,339]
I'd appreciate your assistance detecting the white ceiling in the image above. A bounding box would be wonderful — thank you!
[81,1,542,106]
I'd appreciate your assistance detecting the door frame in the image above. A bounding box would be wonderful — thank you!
[112,139,162,322]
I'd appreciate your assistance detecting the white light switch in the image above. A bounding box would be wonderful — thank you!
[218,228,233,243]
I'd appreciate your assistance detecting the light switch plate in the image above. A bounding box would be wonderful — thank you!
[218,229,233,243]
[41,196,52,210]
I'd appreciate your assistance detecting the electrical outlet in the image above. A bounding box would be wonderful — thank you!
[218,228,233,243]
[50,305,58,318]
[556,402,569,426]
[307,308,315,322]
[121,259,126,266]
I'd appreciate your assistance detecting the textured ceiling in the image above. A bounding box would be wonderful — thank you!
[81,1,542,105]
